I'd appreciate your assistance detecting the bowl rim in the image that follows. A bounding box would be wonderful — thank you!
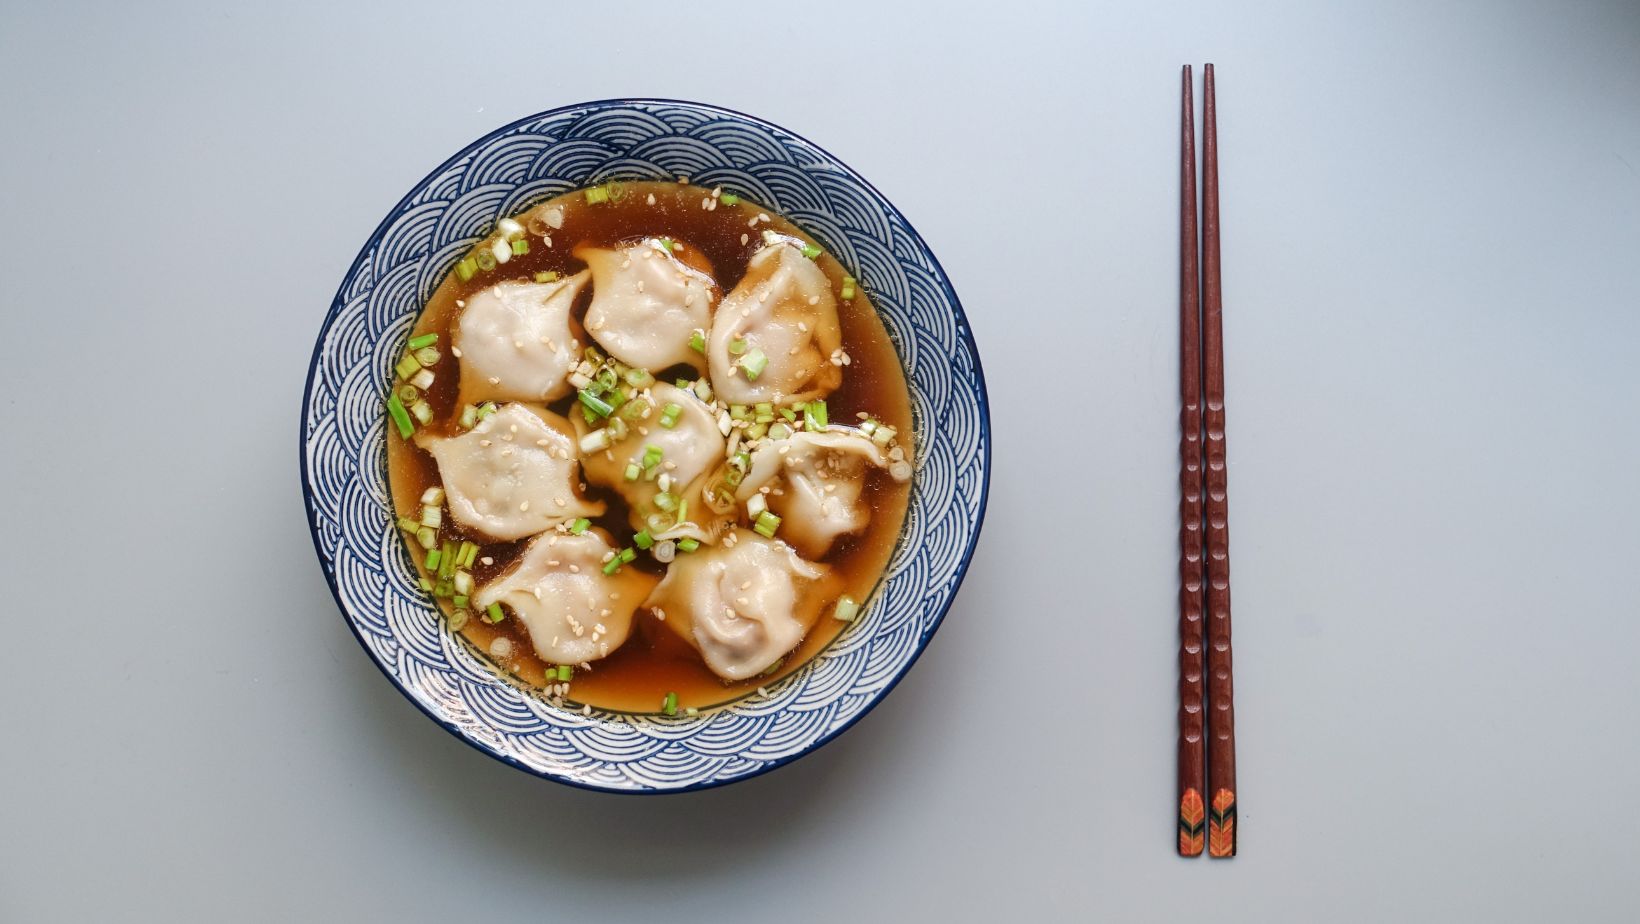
[300,97,991,793]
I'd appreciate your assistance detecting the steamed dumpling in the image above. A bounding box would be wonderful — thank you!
[737,430,902,559]
[575,382,727,543]
[643,531,828,680]
[414,403,603,541]
[709,239,843,405]
[575,239,718,373]
[473,530,658,665]
[455,273,589,405]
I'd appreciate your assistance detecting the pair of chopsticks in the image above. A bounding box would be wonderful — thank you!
[1177,63,1237,859]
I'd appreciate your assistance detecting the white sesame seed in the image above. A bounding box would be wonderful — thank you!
[488,376,500,385]
[481,556,494,565]
[451,346,463,357]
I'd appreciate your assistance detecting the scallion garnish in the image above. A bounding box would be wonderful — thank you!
[486,602,504,624]
[728,338,746,355]
[730,404,750,421]
[386,392,414,438]
[753,510,783,538]
[413,346,441,367]
[745,422,768,441]
[475,249,497,271]
[457,541,479,568]
[438,541,458,579]
[578,389,615,419]
[476,402,497,421]
[395,353,422,380]
[754,402,774,423]
[585,186,610,205]
[534,270,559,283]
[416,527,437,550]
[653,492,677,513]
[424,548,442,570]
[452,594,469,610]
[805,399,828,430]
[633,530,654,550]
[658,237,674,252]
[511,238,530,256]
[688,330,706,353]
[418,577,433,592]
[624,367,655,388]
[601,554,624,575]
[833,595,860,622]
[459,404,478,429]
[453,570,473,596]
[800,243,822,259]
[841,275,857,300]
[677,538,700,553]
[619,547,636,564]
[659,403,682,428]
[556,665,573,682]
[662,691,678,716]
[456,257,478,281]
[720,192,740,206]
[420,505,442,528]
[623,462,640,481]
[408,333,439,350]
[409,368,435,392]
[569,518,590,535]
[397,384,419,404]
[397,516,420,532]
[448,609,469,630]
[768,422,793,440]
[741,347,768,381]
[641,445,663,470]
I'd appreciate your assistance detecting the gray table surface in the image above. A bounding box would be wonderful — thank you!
[4,1,1638,920]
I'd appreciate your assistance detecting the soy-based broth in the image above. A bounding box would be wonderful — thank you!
[387,180,912,714]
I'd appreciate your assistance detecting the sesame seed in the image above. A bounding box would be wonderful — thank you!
[808,295,819,305]
[479,439,491,447]
[647,193,656,205]
[582,704,591,715]
[569,564,580,573]
[481,556,494,565]
[451,346,463,357]
[740,233,749,245]
[488,376,500,385]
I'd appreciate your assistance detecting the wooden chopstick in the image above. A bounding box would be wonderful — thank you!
[1175,63,1208,859]
[1200,62,1238,859]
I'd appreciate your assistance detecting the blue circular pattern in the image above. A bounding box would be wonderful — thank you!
[300,100,990,792]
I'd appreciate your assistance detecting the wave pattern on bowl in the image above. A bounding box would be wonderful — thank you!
[302,100,989,792]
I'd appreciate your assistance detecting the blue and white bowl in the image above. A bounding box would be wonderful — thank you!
[301,99,990,792]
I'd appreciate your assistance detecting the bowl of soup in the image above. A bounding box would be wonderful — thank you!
[301,99,989,792]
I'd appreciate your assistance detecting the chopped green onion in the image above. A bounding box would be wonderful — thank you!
[409,368,435,391]
[459,404,478,429]
[641,445,663,470]
[594,366,619,392]
[833,595,860,622]
[420,505,442,528]
[418,577,433,592]
[741,348,768,381]
[605,417,629,441]
[395,353,422,380]
[416,526,437,550]
[619,547,636,563]
[584,345,605,364]
[674,496,689,525]
[439,540,458,579]
[413,346,441,367]
[605,181,627,201]
[601,554,624,575]
[433,578,454,598]
[569,518,590,535]
[397,516,420,532]
[720,192,740,206]
[730,451,751,472]
[457,541,479,568]
[730,404,750,421]
[871,425,896,447]
[659,403,682,428]
[760,657,784,677]
[618,396,652,422]
[386,392,414,438]
[684,706,699,716]
[448,609,469,631]
[578,389,615,418]
[534,270,559,283]
[662,691,678,716]
[456,257,478,281]
[779,407,797,423]
[658,237,674,252]
[800,243,822,259]
[424,548,442,570]
[860,419,878,436]
[511,238,530,256]
[584,186,609,204]
[806,399,828,430]
[677,538,700,553]
[486,602,504,624]
[452,594,469,609]
[746,422,768,441]
[746,493,768,519]
[841,275,857,300]
[754,402,774,423]
[688,330,706,353]
[476,402,498,421]
[556,665,573,682]
[397,384,419,404]
[409,400,433,425]
[579,428,611,454]
[722,467,744,489]
[753,510,783,538]
[768,422,793,440]
[408,333,439,350]
[624,367,655,388]
[624,462,640,481]
[728,338,746,355]
[475,249,497,271]
[653,492,677,513]
[633,529,654,550]
[453,570,473,596]
[692,379,713,402]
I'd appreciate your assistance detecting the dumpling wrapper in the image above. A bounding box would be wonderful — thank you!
[473,530,658,666]
[708,239,843,405]
[574,381,727,543]
[643,530,830,681]
[415,403,603,541]
[454,273,589,405]
[576,239,718,373]
[737,429,900,559]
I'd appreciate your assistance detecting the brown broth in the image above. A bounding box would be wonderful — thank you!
[387,181,913,714]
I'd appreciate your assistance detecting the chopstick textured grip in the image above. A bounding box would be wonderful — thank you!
[1176,63,1207,859]
[1201,63,1237,859]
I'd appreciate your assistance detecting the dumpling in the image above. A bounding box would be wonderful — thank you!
[575,239,718,373]
[643,531,830,680]
[736,430,906,559]
[454,273,589,405]
[473,530,659,666]
[708,238,843,405]
[574,381,727,542]
[414,403,603,541]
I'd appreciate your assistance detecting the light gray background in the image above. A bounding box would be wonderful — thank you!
[3,1,1637,920]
